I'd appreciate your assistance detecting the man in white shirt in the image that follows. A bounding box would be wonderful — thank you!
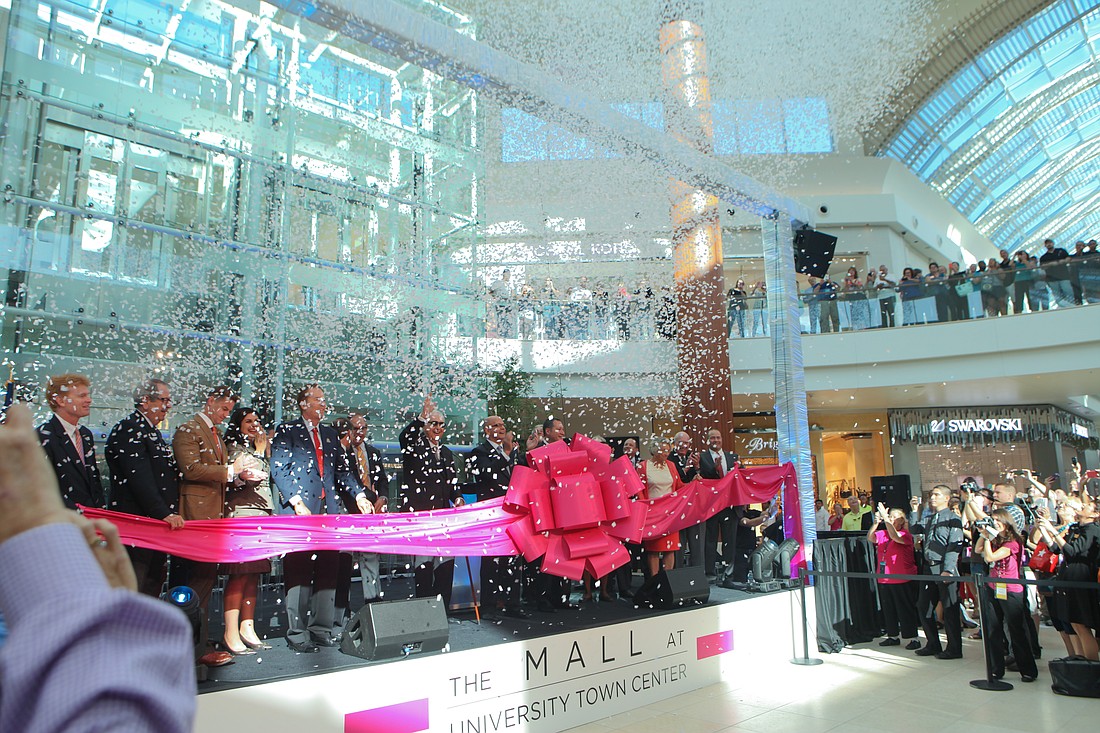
[814,499,831,531]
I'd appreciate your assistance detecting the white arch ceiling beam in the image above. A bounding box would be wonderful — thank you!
[269,0,813,225]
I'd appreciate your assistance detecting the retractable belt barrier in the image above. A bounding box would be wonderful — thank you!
[788,566,1100,693]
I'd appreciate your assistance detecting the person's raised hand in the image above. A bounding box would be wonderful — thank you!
[73,515,138,592]
[0,403,72,544]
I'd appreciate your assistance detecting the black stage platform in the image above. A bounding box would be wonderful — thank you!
[201,572,754,693]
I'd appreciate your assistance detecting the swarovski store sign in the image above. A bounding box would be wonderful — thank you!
[891,405,1096,449]
[929,418,1023,434]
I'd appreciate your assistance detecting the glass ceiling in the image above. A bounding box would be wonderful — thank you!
[882,0,1100,253]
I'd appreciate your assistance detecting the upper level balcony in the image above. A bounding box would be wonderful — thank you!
[463,256,1100,418]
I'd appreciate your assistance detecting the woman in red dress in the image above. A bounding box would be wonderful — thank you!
[640,439,684,576]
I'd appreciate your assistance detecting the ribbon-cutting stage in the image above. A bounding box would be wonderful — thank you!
[82,434,804,580]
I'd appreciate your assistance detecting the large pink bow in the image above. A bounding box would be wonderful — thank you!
[504,435,648,581]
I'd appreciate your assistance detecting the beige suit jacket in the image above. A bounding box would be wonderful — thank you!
[172,414,228,521]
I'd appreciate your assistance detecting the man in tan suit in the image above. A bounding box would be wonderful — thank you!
[172,385,251,666]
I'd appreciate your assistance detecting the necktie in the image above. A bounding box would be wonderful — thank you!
[357,445,372,491]
[312,427,325,480]
[72,430,85,466]
[211,425,223,462]
[716,453,725,477]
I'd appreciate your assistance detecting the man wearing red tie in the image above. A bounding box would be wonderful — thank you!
[35,373,104,510]
[271,384,357,652]
[173,385,249,667]
[698,428,739,580]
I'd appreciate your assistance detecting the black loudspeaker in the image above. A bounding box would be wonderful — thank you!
[340,597,449,660]
[871,475,912,512]
[654,566,710,608]
[793,229,838,278]
[1050,657,1100,698]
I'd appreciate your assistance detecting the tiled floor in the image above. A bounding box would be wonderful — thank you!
[565,627,1096,733]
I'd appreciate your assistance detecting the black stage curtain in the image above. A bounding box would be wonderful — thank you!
[813,536,881,652]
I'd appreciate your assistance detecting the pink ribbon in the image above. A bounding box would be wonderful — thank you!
[505,436,801,580]
[82,436,802,578]
[80,501,520,563]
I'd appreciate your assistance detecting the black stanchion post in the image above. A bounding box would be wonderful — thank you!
[968,571,1012,692]
[790,567,822,666]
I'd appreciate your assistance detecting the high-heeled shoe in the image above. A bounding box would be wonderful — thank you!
[222,637,256,655]
[241,636,272,650]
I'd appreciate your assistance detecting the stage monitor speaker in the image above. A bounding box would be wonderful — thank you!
[654,566,710,608]
[340,597,449,661]
[793,228,838,278]
[871,474,912,512]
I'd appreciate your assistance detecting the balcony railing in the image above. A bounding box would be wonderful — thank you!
[481,254,1100,341]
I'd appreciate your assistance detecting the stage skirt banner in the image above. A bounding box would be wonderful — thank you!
[82,435,799,579]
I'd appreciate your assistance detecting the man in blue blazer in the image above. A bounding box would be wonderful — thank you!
[271,384,359,652]
[35,373,104,510]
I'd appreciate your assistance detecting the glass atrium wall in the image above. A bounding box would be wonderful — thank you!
[0,0,483,439]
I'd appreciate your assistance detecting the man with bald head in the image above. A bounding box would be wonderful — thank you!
[466,415,526,618]
[400,395,465,608]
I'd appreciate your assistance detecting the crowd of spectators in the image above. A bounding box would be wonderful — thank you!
[487,270,677,341]
[802,238,1100,334]
[483,239,1100,341]
[831,466,1100,685]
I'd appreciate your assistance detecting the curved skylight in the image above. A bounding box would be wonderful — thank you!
[882,0,1100,253]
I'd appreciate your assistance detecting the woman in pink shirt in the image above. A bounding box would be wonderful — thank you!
[866,504,920,649]
[975,507,1038,682]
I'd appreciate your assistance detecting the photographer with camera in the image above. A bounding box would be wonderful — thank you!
[962,478,1042,657]
[1032,501,1080,657]
[1036,497,1100,660]
[910,485,967,659]
[974,508,1039,682]
[867,503,921,649]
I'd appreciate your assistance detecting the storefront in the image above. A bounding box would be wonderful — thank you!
[888,405,1098,493]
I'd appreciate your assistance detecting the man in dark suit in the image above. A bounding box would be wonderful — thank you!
[35,373,104,510]
[105,379,185,598]
[520,417,579,612]
[699,428,738,579]
[670,430,701,568]
[465,415,528,618]
[172,385,249,666]
[272,384,358,652]
[331,413,386,633]
[400,395,464,608]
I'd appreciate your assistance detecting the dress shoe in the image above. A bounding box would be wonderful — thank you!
[904,640,922,650]
[287,639,320,653]
[914,646,942,657]
[242,637,273,650]
[1020,674,1037,683]
[935,650,962,660]
[502,606,531,619]
[198,651,235,667]
[991,668,1004,680]
[878,637,901,647]
[310,635,339,648]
